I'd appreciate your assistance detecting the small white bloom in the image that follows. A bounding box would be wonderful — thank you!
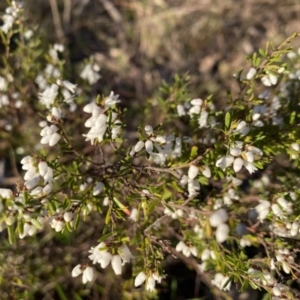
[234,121,250,136]
[177,104,186,116]
[82,266,94,284]
[25,177,40,190]
[215,223,230,243]
[188,165,199,180]
[51,107,62,120]
[38,161,48,177]
[246,68,257,80]
[72,265,83,277]
[291,143,300,151]
[0,188,13,199]
[134,140,145,153]
[200,165,211,178]
[39,84,59,108]
[64,212,73,222]
[111,255,122,275]
[209,209,228,227]
[216,155,234,171]
[93,182,104,196]
[145,125,153,135]
[118,244,134,264]
[146,276,156,291]
[80,63,101,84]
[134,271,147,287]
[129,208,138,222]
[233,157,243,172]
[145,140,153,154]
[191,98,203,106]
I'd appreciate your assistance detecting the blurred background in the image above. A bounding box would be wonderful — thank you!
[22,0,300,104]
[0,0,300,299]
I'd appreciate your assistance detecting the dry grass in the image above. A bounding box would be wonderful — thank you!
[23,0,300,104]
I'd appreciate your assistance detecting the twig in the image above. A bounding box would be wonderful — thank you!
[49,0,65,42]
[63,0,72,27]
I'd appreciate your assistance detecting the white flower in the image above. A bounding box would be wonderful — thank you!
[246,68,257,80]
[201,249,211,261]
[0,188,13,199]
[50,107,62,120]
[25,177,40,190]
[57,79,76,93]
[145,140,153,154]
[64,212,73,222]
[39,84,59,108]
[216,155,234,171]
[24,29,33,40]
[255,200,270,221]
[177,104,186,116]
[198,111,208,128]
[187,179,200,197]
[291,143,300,151]
[164,207,184,219]
[191,98,203,106]
[146,276,156,291]
[145,125,153,135]
[211,273,231,291]
[134,271,147,287]
[104,91,121,108]
[176,241,198,257]
[188,165,199,180]
[261,73,278,86]
[72,265,94,284]
[82,266,94,284]
[111,255,122,275]
[0,76,7,91]
[118,244,134,264]
[134,271,162,291]
[134,141,145,153]
[38,161,48,177]
[80,63,101,84]
[209,209,228,227]
[93,182,104,196]
[40,125,61,146]
[72,264,83,277]
[290,222,299,237]
[88,243,132,275]
[200,165,211,178]
[129,208,138,221]
[50,218,65,232]
[215,223,230,243]
[19,222,36,239]
[234,121,250,136]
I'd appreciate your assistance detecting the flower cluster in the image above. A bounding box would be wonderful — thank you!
[0,1,21,33]
[216,142,263,174]
[83,92,122,145]
[87,242,133,275]
[130,125,183,166]
[134,271,163,291]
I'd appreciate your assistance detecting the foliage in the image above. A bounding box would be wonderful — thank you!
[1,1,300,300]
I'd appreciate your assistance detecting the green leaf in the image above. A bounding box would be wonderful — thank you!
[190,146,198,159]
[113,197,130,215]
[259,48,267,58]
[290,111,296,125]
[74,213,80,230]
[225,112,231,131]
[30,218,43,230]
[105,206,112,224]
[97,232,112,242]
[7,226,16,245]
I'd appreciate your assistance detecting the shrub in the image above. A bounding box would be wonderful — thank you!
[1,1,300,299]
